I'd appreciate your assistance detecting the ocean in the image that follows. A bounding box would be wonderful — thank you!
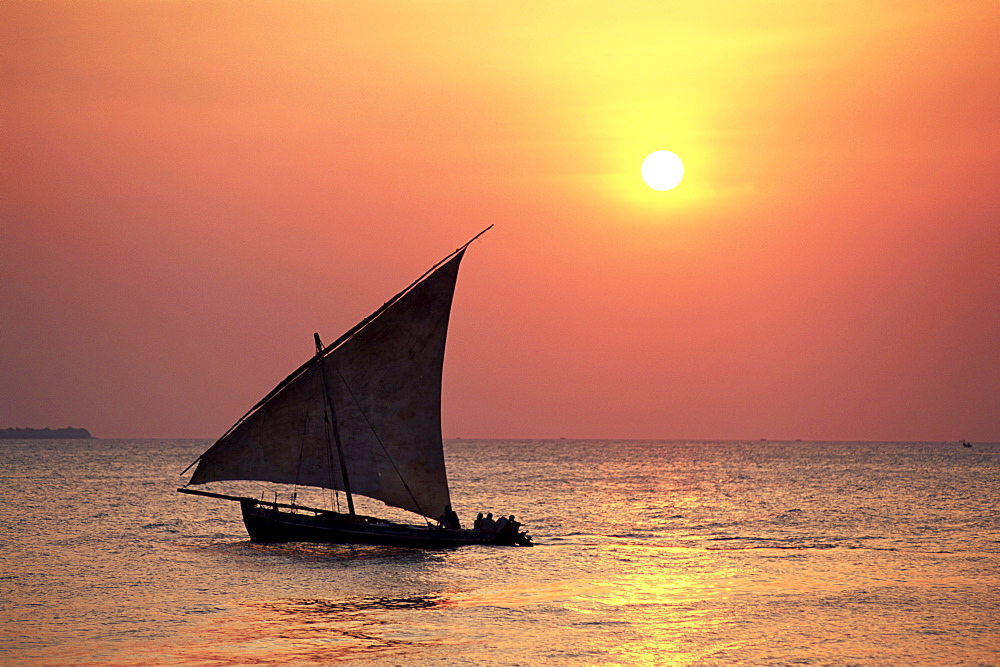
[1,438,997,665]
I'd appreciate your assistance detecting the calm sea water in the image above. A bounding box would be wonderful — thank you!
[1,439,998,665]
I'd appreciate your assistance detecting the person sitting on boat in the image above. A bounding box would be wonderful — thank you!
[438,505,461,529]
[496,515,520,538]
[479,512,496,532]
[473,512,485,530]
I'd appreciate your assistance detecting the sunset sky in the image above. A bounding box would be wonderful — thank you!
[3,1,998,441]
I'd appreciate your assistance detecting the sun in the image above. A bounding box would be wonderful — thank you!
[641,150,684,191]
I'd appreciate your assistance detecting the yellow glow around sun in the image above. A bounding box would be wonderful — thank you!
[641,150,684,191]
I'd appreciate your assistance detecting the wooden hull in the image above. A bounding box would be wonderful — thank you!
[240,501,531,548]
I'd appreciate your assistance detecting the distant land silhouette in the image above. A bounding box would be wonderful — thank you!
[0,427,93,439]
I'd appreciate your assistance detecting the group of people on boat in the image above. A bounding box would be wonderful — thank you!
[472,511,521,537]
[436,506,531,545]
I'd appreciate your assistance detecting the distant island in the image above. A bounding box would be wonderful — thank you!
[0,427,93,439]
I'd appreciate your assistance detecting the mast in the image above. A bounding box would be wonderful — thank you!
[315,332,355,516]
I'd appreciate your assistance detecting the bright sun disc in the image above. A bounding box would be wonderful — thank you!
[641,150,684,191]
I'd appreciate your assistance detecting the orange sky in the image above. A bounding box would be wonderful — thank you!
[3,1,998,440]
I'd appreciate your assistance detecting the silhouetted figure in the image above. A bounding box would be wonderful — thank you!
[493,514,524,544]
[480,512,496,532]
[438,505,460,529]
[473,512,485,530]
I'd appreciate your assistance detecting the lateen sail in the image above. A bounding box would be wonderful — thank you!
[188,250,467,520]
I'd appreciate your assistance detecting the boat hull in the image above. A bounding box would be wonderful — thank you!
[240,501,530,548]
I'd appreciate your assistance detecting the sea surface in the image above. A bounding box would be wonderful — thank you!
[1,438,998,665]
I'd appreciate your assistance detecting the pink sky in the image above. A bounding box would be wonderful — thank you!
[3,1,998,440]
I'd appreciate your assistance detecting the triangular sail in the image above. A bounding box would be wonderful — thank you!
[188,249,469,520]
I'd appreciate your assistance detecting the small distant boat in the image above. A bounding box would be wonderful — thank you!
[961,440,972,448]
[179,227,531,548]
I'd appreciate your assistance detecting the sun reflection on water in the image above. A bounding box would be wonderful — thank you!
[560,544,741,665]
